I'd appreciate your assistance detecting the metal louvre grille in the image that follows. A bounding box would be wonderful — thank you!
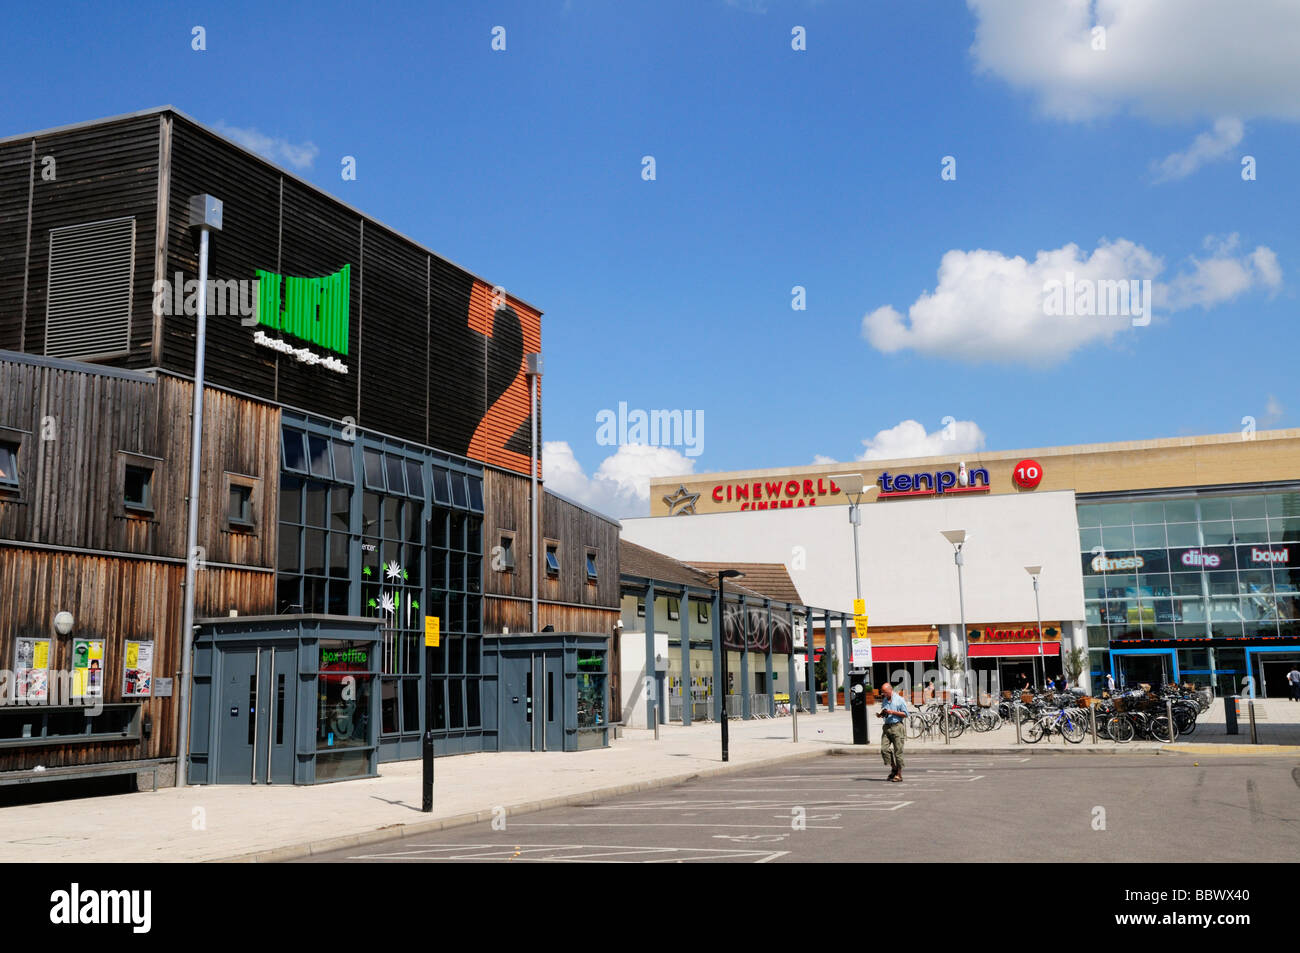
[44,216,136,359]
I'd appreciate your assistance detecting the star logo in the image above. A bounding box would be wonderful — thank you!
[663,484,700,516]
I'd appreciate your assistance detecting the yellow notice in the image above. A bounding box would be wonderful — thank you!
[424,616,441,648]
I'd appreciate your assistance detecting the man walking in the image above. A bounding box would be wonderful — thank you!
[1287,665,1300,701]
[876,681,909,783]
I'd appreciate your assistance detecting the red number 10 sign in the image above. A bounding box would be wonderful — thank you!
[1013,459,1043,489]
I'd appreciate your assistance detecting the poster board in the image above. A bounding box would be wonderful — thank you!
[15,637,51,702]
[123,640,154,697]
[72,638,105,698]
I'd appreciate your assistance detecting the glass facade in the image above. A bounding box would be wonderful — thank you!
[1078,490,1300,694]
[277,416,485,758]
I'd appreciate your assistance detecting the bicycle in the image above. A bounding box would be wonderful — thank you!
[1022,705,1088,743]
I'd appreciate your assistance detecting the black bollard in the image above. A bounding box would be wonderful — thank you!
[422,729,435,812]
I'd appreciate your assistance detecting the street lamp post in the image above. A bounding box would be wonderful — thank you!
[177,194,222,788]
[1025,566,1044,689]
[717,569,744,762]
[832,473,877,742]
[941,530,969,702]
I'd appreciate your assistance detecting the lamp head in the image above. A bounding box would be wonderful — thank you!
[831,473,865,496]
[53,611,75,637]
[941,529,967,546]
[1025,565,1042,576]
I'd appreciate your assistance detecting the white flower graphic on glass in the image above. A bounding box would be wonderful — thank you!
[378,591,396,616]
[385,561,403,583]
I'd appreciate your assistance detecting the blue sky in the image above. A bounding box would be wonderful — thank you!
[2,0,1295,517]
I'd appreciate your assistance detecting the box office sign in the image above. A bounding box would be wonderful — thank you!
[72,638,105,698]
[253,265,351,374]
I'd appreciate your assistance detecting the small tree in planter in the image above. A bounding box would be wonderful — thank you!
[1063,647,1087,690]
[941,652,965,700]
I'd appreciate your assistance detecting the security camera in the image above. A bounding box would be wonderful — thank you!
[614,619,624,630]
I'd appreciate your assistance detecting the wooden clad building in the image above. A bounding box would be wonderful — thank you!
[0,107,621,787]
[0,352,278,783]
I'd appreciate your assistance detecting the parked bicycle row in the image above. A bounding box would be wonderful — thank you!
[901,682,1211,744]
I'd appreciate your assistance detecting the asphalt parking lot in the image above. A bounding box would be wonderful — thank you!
[305,753,1300,863]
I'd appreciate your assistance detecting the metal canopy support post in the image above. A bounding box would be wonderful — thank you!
[787,605,798,740]
[825,610,835,712]
[806,606,816,715]
[765,602,774,717]
[739,596,750,720]
[679,587,691,726]
[712,589,723,721]
[840,613,852,715]
[644,582,656,729]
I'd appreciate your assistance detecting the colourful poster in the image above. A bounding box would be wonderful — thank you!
[123,640,154,697]
[72,638,105,698]
[15,637,50,702]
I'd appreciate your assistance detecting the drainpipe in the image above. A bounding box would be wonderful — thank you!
[526,354,542,633]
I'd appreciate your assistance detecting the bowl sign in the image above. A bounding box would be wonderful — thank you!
[1012,459,1043,489]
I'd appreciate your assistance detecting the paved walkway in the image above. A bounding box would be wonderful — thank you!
[0,702,1293,863]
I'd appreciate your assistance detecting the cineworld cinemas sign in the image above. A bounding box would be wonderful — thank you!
[713,477,841,511]
[253,265,351,374]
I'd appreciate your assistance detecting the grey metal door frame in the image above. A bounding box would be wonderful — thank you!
[216,644,295,784]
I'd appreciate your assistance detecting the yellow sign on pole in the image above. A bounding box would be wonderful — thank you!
[853,599,865,617]
[424,616,441,648]
[854,614,869,639]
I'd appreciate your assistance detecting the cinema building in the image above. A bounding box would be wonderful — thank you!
[624,430,1300,699]
[0,107,617,790]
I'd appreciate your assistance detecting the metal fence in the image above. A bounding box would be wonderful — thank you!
[724,694,744,718]
[750,693,772,718]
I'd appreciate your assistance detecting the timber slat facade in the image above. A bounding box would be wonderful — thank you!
[0,352,278,775]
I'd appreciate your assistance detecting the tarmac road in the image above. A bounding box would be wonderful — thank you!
[303,752,1300,863]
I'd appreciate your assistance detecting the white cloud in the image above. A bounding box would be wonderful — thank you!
[543,441,696,519]
[967,0,1300,123]
[855,419,986,461]
[1264,395,1284,426]
[861,236,1280,365]
[1163,235,1282,310]
[1151,117,1244,182]
[811,453,837,465]
[214,122,320,170]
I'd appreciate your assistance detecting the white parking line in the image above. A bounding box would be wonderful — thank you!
[348,843,790,863]
[513,822,844,830]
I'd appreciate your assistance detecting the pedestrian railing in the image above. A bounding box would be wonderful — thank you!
[750,693,773,718]
[692,700,713,722]
[725,695,744,718]
[668,698,683,722]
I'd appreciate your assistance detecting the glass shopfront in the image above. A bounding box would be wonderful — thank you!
[317,640,374,780]
[277,414,486,760]
[1079,490,1300,694]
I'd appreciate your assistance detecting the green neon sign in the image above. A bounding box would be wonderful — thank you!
[256,265,350,356]
[322,647,368,665]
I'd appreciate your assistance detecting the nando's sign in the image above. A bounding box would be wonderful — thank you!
[969,624,1060,642]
